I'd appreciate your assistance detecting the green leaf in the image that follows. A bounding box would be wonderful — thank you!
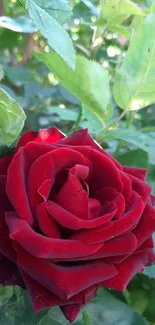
[4,66,34,86]
[113,5,155,110]
[0,65,4,81]
[47,106,78,121]
[0,290,47,325]
[81,105,104,134]
[82,310,93,325]
[25,0,75,69]
[0,88,26,147]
[26,0,72,25]
[129,290,149,315]
[0,16,37,33]
[101,0,143,26]
[81,0,99,16]
[35,52,110,123]
[117,149,148,168]
[103,128,155,165]
[84,288,149,325]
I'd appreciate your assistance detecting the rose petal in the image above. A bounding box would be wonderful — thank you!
[71,147,123,192]
[38,179,53,201]
[20,269,97,314]
[135,237,154,253]
[6,212,102,259]
[14,243,117,299]
[58,129,122,169]
[47,201,116,230]
[71,191,144,244]
[133,203,155,247]
[0,155,12,174]
[95,187,125,219]
[151,195,155,207]
[28,148,90,214]
[120,171,132,200]
[55,173,88,220]
[60,304,81,323]
[58,233,137,262]
[123,166,147,181]
[0,180,16,262]
[17,127,65,150]
[100,250,155,291]
[88,198,101,220]
[126,173,152,204]
[70,164,90,181]
[36,202,61,238]
[6,148,33,225]
[0,255,24,287]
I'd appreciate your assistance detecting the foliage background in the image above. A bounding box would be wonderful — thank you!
[0,0,155,324]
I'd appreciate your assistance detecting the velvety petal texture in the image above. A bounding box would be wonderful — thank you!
[0,127,155,322]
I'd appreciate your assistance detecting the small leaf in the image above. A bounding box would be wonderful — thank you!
[25,0,75,69]
[0,88,26,147]
[0,16,37,33]
[101,0,143,26]
[35,52,110,123]
[113,5,155,110]
[0,65,4,81]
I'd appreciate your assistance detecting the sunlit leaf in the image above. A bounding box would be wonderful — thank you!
[101,0,143,26]
[35,52,110,123]
[113,4,155,109]
[25,0,75,68]
[0,88,26,147]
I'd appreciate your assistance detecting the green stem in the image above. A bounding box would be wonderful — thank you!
[82,310,93,325]
[114,111,134,157]
[73,106,82,130]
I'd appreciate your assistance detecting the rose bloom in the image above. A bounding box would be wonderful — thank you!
[0,127,155,322]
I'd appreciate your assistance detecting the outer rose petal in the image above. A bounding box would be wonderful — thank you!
[126,173,152,204]
[17,127,65,150]
[123,166,147,181]
[0,255,24,287]
[0,155,13,174]
[14,243,117,299]
[6,148,34,225]
[133,203,155,247]
[20,269,97,317]
[100,250,155,291]
[58,129,122,169]
[6,212,103,259]
[0,179,16,262]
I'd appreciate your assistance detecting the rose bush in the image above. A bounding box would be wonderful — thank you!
[0,127,155,322]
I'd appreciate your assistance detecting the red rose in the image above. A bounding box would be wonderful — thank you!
[0,127,155,322]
